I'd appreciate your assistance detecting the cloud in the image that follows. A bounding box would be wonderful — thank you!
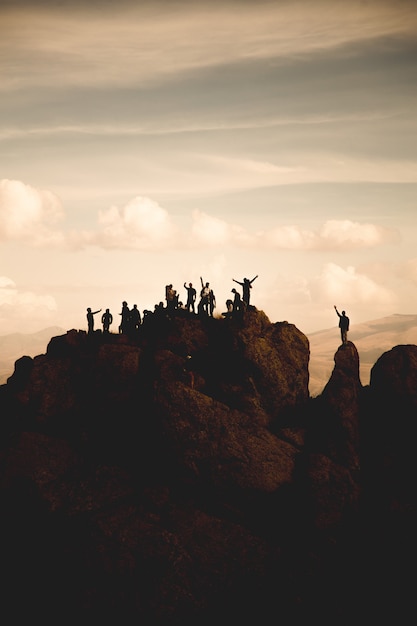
[190,212,398,252]
[265,220,398,250]
[2,1,416,91]
[311,262,395,305]
[93,196,178,249]
[0,179,64,245]
[318,220,399,249]
[0,275,57,332]
[191,209,255,247]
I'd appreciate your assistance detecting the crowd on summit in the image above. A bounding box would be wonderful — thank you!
[86,275,350,345]
[86,275,259,335]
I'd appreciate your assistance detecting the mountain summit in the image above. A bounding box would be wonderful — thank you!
[0,308,415,623]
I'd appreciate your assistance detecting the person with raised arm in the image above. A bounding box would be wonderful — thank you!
[232,275,258,308]
[334,305,350,345]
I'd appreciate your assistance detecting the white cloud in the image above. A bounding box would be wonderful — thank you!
[312,262,395,305]
[191,210,256,247]
[0,179,64,245]
[264,220,398,250]
[318,220,399,249]
[0,275,57,333]
[94,196,178,249]
[265,225,317,249]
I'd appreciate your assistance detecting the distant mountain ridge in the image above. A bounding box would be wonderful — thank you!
[0,326,66,384]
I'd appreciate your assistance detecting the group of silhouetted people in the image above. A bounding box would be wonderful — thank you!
[86,275,259,333]
[86,279,351,345]
[86,302,142,335]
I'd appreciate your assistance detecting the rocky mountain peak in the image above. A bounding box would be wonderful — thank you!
[0,308,415,623]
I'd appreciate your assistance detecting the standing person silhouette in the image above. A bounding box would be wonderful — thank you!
[130,304,141,331]
[101,308,113,333]
[184,282,197,314]
[198,277,211,316]
[232,275,258,308]
[208,288,216,317]
[231,288,242,318]
[119,301,130,334]
[87,307,102,334]
[165,284,177,314]
[334,305,350,345]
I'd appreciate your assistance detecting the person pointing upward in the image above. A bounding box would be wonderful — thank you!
[334,305,349,345]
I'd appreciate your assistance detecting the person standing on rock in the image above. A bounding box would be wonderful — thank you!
[87,307,102,334]
[101,308,113,333]
[334,305,349,344]
[232,275,258,308]
[231,288,243,318]
[184,282,197,314]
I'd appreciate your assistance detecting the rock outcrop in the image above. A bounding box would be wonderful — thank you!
[0,308,415,624]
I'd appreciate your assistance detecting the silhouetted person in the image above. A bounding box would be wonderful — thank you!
[209,289,216,317]
[198,277,211,315]
[231,288,242,317]
[119,301,130,334]
[165,284,177,314]
[130,304,141,331]
[87,307,102,334]
[154,301,166,319]
[334,305,350,344]
[184,282,197,313]
[232,275,258,308]
[222,299,234,319]
[101,308,113,333]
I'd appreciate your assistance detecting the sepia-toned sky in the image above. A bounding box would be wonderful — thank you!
[1,0,417,335]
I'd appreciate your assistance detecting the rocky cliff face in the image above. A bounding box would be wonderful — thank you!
[0,309,415,624]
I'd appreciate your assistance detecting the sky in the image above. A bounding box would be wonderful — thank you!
[1,0,417,336]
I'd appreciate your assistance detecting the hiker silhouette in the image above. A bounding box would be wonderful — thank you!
[119,301,130,334]
[87,307,102,333]
[231,288,243,317]
[130,304,141,331]
[222,299,234,319]
[198,277,211,315]
[232,275,258,308]
[101,308,113,333]
[334,305,350,344]
[184,282,197,314]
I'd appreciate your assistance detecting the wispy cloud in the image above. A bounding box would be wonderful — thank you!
[2,1,416,91]
[0,110,402,142]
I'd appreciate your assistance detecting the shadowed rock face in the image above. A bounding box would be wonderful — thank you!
[0,309,415,624]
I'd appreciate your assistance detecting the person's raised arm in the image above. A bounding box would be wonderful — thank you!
[251,275,258,284]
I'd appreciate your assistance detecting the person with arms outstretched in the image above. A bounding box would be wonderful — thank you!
[334,305,350,345]
[232,275,258,308]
